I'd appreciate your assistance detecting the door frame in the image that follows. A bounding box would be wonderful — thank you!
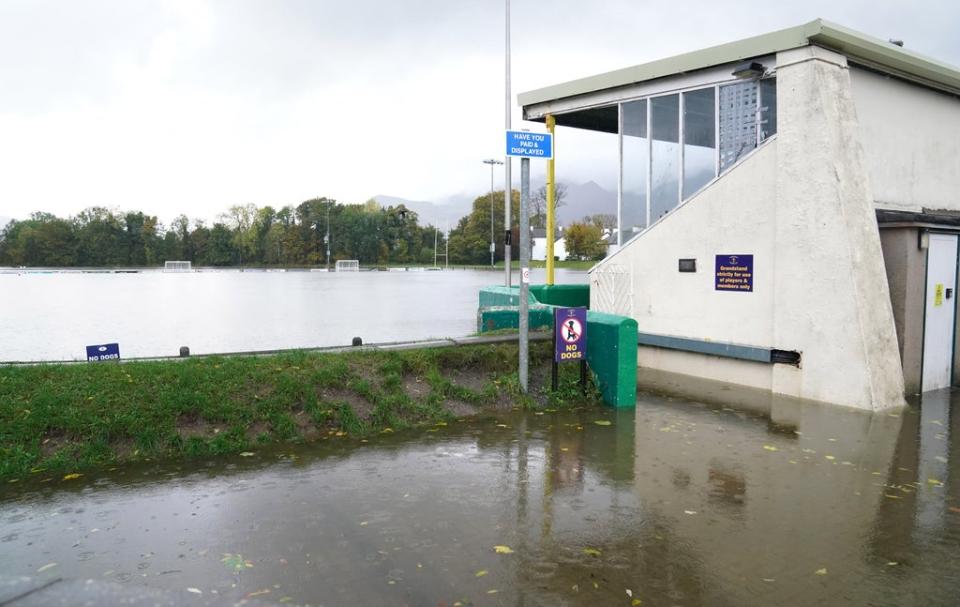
[920,230,960,391]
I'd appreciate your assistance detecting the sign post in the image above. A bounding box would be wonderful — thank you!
[508,128,553,394]
[552,307,588,392]
[86,343,120,362]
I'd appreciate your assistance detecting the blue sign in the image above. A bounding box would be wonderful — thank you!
[86,343,120,362]
[506,130,553,159]
[555,307,587,362]
[715,254,754,292]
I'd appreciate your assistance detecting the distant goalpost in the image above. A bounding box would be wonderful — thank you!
[335,260,360,272]
[163,261,192,272]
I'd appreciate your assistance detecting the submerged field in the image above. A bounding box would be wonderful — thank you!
[0,342,598,479]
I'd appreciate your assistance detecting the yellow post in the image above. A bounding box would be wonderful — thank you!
[545,114,556,285]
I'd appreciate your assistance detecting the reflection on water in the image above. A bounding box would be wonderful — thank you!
[1,385,959,606]
[0,268,586,361]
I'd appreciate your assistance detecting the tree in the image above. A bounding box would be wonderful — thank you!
[563,221,606,260]
[447,189,520,265]
[530,182,567,229]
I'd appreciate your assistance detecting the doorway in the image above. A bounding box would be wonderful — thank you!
[922,233,959,391]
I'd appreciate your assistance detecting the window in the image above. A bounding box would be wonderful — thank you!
[621,99,648,243]
[719,81,758,171]
[682,88,717,198]
[615,71,776,241]
[650,94,680,221]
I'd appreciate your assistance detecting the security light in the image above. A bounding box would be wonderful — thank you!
[731,61,765,79]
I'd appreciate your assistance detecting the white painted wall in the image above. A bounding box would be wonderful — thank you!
[591,46,907,411]
[850,67,960,211]
[531,236,568,261]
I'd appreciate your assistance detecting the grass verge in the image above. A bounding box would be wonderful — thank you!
[0,342,600,480]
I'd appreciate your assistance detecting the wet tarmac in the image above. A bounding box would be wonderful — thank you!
[2,380,959,606]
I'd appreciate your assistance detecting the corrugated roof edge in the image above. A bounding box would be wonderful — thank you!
[518,19,960,108]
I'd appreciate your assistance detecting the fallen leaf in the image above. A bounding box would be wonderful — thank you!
[815,568,827,575]
[887,562,898,566]
[626,589,633,597]
[62,473,82,480]
[187,588,202,595]
[824,455,836,461]
[221,553,254,572]
[684,510,697,515]
[475,570,488,577]
[246,589,271,598]
[493,545,514,554]
[632,599,643,606]
[762,445,778,452]
[239,452,255,457]
[762,578,775,582]
[594,420,612,426]
[927,478,943,486]
[36,563,57,573]
[487,589,499,594]
[949,506,960,514]
[583,548,602,557]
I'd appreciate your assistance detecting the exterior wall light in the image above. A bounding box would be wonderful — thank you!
[731,61,766,79]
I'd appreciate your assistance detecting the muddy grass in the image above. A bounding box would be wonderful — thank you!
[0,342,600,479]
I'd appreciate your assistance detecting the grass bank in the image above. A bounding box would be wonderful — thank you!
[0,342,599,480]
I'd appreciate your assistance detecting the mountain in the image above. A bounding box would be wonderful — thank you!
[373,194,472,230]
[556,180,617,225]
[374,180,618,231]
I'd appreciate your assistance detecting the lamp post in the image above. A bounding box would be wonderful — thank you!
[482,158,503,267]
[503,0,512,287]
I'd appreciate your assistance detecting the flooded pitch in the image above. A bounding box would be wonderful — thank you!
[2,383,959,606]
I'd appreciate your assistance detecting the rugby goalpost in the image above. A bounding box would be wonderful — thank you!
[334,260,360,272]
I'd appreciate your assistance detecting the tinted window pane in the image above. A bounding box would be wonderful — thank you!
[650,94,680,221]
[719,81,758,171]
[760,78,777,141]
[621,99,647,243]
[682,88,716,198]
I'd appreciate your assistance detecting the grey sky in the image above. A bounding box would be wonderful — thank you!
[1,0,958,224]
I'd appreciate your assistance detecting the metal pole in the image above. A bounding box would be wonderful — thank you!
[519,156,530,393]
[503,0,512,287]
[325,203,331,271]
[490,163,495,267]
[545,114,556,285]
[445,226,449,270]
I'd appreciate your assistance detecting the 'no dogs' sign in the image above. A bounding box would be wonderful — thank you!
[554,307,587,362]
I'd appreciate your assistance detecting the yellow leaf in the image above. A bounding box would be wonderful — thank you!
[594,420,612,426]
[62,473,82,480]
[815,568,827,575]
[632,600,643,606]
[246,589,271,598]
[487,589,498,594]
[824,455,835,461]
[493,545,514,554]
[927,478,943,485]
[762,445,778,452]
[582,548,602,557]
[475,570,488,577]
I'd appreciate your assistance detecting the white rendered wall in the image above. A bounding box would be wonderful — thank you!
[850,67,960,211]
[592,46,907,411]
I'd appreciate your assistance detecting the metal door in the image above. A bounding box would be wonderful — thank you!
[922,233,958,391]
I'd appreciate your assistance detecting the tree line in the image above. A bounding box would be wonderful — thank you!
[0,189,612,267]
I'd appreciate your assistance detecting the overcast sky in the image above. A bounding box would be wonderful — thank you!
[1,0,958,224]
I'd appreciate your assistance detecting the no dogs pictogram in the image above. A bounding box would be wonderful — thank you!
[561,318,583,344]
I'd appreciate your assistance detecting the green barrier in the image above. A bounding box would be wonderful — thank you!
[477,285,637,408]
[585,311,638,408]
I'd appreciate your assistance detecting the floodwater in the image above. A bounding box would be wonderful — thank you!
[0,268,586,362]
[2,380,959,606]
